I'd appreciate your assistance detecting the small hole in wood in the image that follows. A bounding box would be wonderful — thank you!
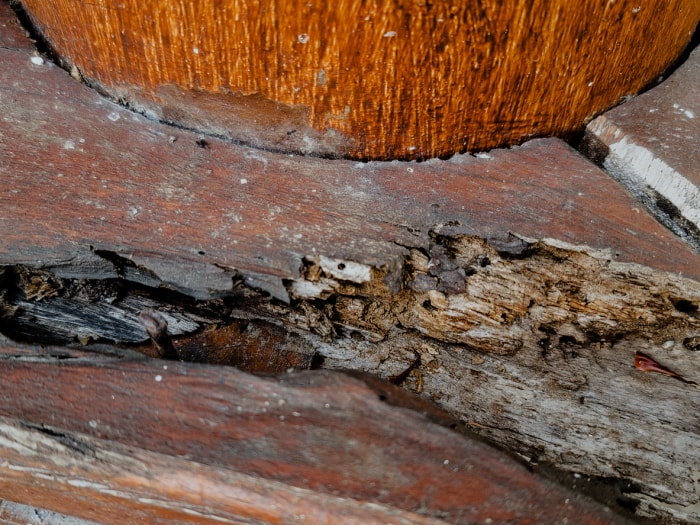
[671,298,697,314]
[337,263,346,270]
[477,255,491,267]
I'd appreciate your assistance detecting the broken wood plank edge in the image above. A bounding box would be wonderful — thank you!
[0,348,624,524]
[3,229,699,359]
[578,127,700,253]
[1,229,699,523]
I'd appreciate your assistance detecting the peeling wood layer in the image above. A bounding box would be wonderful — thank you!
[2,230,699,523]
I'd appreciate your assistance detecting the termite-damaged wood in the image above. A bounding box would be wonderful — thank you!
[2,8,700,522]
[1,229,699,523]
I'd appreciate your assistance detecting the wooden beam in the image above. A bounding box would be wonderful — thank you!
[1,4,699,522]
[0,344,615,524]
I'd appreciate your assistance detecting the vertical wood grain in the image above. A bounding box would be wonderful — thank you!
[18,0,700,159]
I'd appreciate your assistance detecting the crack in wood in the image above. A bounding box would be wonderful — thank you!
[1,230,700,522]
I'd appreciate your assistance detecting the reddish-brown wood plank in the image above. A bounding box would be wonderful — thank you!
[0,344,616,524]
[585,45,700,249]
[0,7,698,285]
[0,2,33,51]
[0,417,448,525]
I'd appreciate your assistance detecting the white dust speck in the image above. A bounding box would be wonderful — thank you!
[30,56,44,66]
[155,375,162,382]
[240,178,248,184]
[588,81,594,87]
[193,47,199,54]
[443,459,450,465]
[298,33,310,44]
[107,112,120,122]
[407,167,414,172]
[89,420,98,428]
[383,31,397,38]
[672,103,695,118]
[64,140,75,150]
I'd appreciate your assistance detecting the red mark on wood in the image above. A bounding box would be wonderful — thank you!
[634,352,697,385]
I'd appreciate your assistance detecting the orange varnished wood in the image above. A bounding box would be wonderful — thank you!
[17,0,700,159]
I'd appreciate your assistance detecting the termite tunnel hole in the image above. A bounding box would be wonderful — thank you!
[670,298,697,314]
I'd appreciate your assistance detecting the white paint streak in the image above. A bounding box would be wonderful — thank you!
[319,256,371,283]
[603,137,700,228]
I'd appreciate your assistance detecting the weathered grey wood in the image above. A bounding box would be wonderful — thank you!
[0,500,98,525]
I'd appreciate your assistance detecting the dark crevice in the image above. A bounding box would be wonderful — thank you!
[8,1,59,61]
[20,421,96,457]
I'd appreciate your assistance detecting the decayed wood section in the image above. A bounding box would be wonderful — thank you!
[15,0,700,159]
[0,344,618,524]
[2,4,700,522]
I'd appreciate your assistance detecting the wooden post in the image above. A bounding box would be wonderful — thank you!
[17,0,700,159]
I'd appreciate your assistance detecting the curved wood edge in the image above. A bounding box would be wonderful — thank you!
[16,0,700,159]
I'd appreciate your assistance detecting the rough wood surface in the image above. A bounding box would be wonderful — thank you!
[0,344,617,524]
[0,500,98,525]
[2,4,700,522]
[583,45,700,251]
[15,0,700,159]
